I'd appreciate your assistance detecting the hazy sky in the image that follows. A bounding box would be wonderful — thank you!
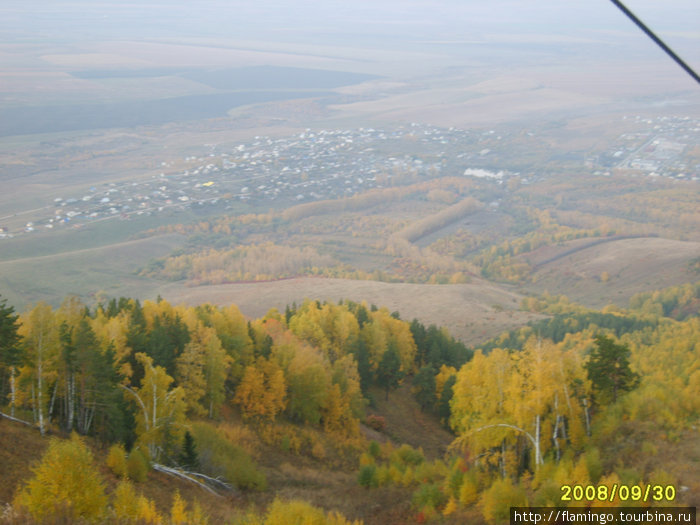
[1,1,697,105]
[3,1,698,45]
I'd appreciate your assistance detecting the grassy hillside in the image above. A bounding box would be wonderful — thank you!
[523,237,700,309]
[159,277,541,346]
[0,378,457,525]
[0,234,185,310]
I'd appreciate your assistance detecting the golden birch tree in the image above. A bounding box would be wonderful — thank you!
[123,353,187,460]
[17,302,59,435]
[234,357,287,422]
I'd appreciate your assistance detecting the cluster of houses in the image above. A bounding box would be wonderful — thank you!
[3,124,512,238]
[7,116,693,240]
[589,115,699,180]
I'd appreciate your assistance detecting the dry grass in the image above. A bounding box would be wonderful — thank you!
[367,383,454,461]
[524,237,700,309]
[0,234,185,310]
[0,419,49,507]
[161,276,544,346]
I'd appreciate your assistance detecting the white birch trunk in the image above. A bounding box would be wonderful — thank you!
[67,373,75,432]
[470,422,543,471]
[9,366,16,418]
[553,393,561,462]
[37,338,44,436]
[534,414,541,466]
[48,380,58,422]
[85,405,94,435]
[152,376,157,430]
[31,384,37,423]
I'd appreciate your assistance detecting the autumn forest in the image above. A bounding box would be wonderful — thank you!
[1,276,699,523]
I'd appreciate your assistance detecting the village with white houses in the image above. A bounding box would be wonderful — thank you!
[1,116,698,239]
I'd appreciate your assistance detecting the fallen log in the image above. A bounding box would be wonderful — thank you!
[151,463,235,496]
[0,411,33,427]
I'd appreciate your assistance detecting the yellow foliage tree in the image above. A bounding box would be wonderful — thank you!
[479,478,527,525]
[17,302,59,436]
[14,433,107,523]
[234,357,287,422]
[451,338,591,476]
[136,494,162,524]
[262,498,362,525]
[122,353,187,460]
[435,364,457,400]
[112,480,139,522]
[168,488,208,524]
[170,491,188,525]
[106,443,128,478]
[91,309,132,379]
[176,323,232,418]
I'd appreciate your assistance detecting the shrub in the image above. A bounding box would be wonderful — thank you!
[532,479,561,507]
[263,498,360,525]
[368,440,381,459]
[358,464,379,488]
[168,490,209,524]
[391,444,424,468]
[136,494,161,524]
[171,491,188,525]
[446,465,464,498]
[585,447,603,484]
[413,459,448,484]
[376,465,391,486]
[365,414,385,432]
[106,443,129,479]
[14,433,107,523]
[191,422,267,490]
[127,448,150,482]
[479,478,527,524]
[412,483,448,512]
[459,477,478,506]
[359,452,375,467]
[112,480,139,522]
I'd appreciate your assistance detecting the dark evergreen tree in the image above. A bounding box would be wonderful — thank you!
[145,314,190,378]
[413,365,437,411]
[180,430,199,470]
[106,298,119,318]
[257,334,273,359]
[0,296,22,414]
[355,304,370,329]
[376,343,403,401]
[126,300,148,385]
[437,375,456,427]
[91,343,131,445]
[409,319,427,366]
[348,336,372,394]
[585,334,640,404]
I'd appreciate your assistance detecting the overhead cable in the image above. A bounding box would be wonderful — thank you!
[609,0,700,85]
